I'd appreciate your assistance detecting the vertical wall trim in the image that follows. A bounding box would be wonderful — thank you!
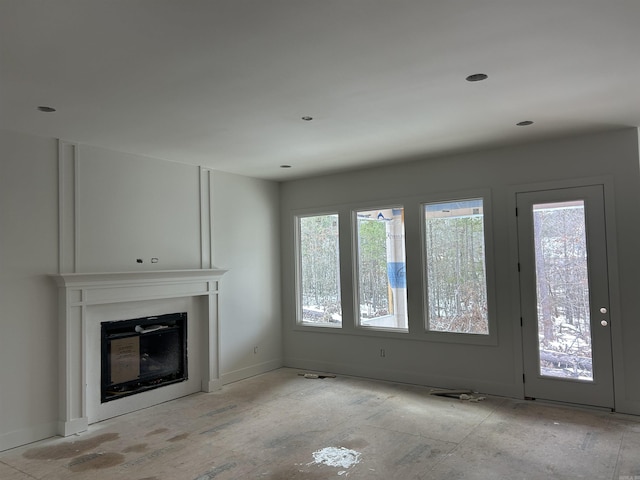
[58,140,79,273]
[74,152,79,271]
[58,142,64,273]
[209,170,215,267]
[199,167,214,269]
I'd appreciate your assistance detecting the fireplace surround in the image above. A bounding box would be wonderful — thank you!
[53,269,226,436]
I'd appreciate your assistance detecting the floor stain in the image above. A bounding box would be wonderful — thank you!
[341,438,370,450]
[122,444,185,468]
[494,421,510,434]
[581,432,597,451]
[68,452,124,472]
[168,432,190,442]
[194,462,237,479]
[200,418,242,435]
[365,406,392,421]
[264,432,316,450]
[23,433,120,460]
[201,404,237,417]
[145,428,169,437]
[261,466,326,479]
[350,394,376,405]
[123,443,148,453]
[396,443,431,465]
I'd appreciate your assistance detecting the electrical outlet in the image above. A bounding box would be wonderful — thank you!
[380,348,386,358]
[253,346,258,354]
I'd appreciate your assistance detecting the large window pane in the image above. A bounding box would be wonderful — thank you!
[298,214,342,326]
[424,199,488,334]
[356,208,407,330]
[533,201,593,380]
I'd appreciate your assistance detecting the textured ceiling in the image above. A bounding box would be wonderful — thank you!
[2,1,639,180]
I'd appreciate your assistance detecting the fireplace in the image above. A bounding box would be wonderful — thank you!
[101,312,188,402]
[53,269,227,436]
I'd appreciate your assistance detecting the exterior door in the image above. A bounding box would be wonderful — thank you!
[516,185,614,408]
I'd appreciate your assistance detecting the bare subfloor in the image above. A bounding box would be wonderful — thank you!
[1,368,639,479]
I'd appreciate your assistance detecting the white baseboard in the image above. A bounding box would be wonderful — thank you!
[0,422,58,453]
[203,378,223,392]
[221,358,283,385]
[610,398,640,416]
[58,417,89,437]
[283,356,522,399]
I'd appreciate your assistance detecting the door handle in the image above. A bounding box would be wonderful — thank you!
[601,320,608,327]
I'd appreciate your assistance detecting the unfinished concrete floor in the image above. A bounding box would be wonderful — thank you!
[1,368,639,479]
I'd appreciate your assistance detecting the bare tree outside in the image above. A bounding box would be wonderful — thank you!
[298,214,342,325]
[358,215,388,317]
[424,199,489,335]
[533,201,593,380]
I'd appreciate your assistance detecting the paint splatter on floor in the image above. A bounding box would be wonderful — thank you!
[310,447,361,469]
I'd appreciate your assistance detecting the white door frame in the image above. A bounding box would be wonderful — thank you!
[507,176,623,409]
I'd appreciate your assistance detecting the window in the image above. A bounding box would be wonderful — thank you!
[423,198,489,334]
[297,213,342,326]
[355,207,407,330]
[532,200,593,380]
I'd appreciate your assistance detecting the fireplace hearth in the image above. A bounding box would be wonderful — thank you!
[101,312,187,402]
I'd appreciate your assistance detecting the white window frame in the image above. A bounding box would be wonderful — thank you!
[353,205,409,332]
[294,211,343,329]
[420,189,498,345]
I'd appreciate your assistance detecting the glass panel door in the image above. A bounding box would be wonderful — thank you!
[517,185,614,408]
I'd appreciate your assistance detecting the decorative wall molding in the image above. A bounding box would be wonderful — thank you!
[200,167,214,269]
[57,141,215,272]
[57,140,78,273]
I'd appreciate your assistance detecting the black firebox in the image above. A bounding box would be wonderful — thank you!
[101,312,187,403]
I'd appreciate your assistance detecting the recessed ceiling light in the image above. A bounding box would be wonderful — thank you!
[37,106,56,112]
[465,73,488,82]
[301,116,313,121]
[516,120,534,126]
[280,165,292,168]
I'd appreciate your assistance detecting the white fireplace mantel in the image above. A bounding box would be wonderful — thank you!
[53,269,227,436]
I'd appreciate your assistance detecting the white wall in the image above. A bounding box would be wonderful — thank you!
[0,130,282,451]
[212,171,283,383]
[280,128,640,415]
[0,130,59,450]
